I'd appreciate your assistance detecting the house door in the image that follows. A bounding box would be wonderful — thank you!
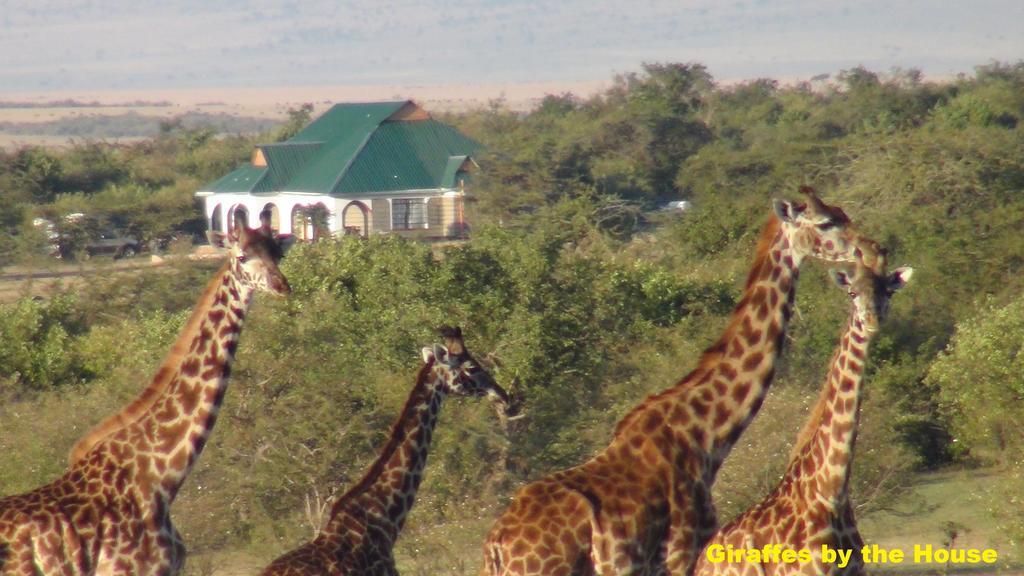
[342,202,369,237]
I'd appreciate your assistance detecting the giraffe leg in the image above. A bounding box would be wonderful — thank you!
[168,522,186,575]
[662,477,715,576]
[481,539,513,576]
[744,535,767,576]
[589,517,649,576]
[588,522,616,575]
[5,526,44,576]
[661,522,697,576]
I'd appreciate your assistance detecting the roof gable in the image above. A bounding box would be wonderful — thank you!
[253,141,324,193]
[442,156,474,189]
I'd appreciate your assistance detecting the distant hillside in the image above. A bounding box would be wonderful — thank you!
[0,99,172,109]
[0,111,281,139]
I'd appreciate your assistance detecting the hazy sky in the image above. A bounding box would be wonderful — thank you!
[2,0,1022,93]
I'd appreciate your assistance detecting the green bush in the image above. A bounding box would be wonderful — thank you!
[0,294,90,393]
[928,297,1024,463]
[927,295,1024,541]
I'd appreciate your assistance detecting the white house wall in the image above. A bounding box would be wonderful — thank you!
[201,190,461,237]
[202,194,350,236]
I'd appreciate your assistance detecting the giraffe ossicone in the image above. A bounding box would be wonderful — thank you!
[0,221,289,576]
[693,259,911,576]
[481,187,884,576]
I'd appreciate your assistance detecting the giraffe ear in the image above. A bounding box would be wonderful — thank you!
[433,344,449,362]
[772,199,804,223]
[421,346,435,363]
[889,267,913,291]
[829,267,854,289]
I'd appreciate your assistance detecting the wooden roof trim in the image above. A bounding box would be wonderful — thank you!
[252,148,267,167]
[387,101,430,122]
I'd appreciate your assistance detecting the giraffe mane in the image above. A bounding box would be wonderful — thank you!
[67,260,232,466]
[327,359,436,518]
[741,214,783,290]
[694,214,782,367]
[614,215,783,436]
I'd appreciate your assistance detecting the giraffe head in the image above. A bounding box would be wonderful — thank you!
[773,186,885,270]
[421,326,513,415]
[830,261,913,332]
[208,221,291,296]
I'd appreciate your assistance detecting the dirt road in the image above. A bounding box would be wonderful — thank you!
[0,255,185,303]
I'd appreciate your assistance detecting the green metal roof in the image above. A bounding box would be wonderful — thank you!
[199,100,481,196]
[290,101,405,142]
[203,164,266,193]
[333,121,482,194]
[252,141,324,193]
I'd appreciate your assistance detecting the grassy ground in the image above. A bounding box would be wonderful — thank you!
[860,468,1020,574]
[182,508,500,576]
[183,469,1019,575]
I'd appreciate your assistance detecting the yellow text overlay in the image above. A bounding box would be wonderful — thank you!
[704,544,999,568]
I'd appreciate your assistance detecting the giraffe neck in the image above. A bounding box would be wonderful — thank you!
[787,310,872,507]
[323,362,445,544]
[69,261,246,465]
[617,216,804,474]
[72,262,254,502]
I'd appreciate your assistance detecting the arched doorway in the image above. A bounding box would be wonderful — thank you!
[230,205,249,229]
[342,202,369,237]
[291,203,332,241]
[210,204,223,233]
[261,203,280,233]
[291,205,309,241]
[309,202,331,240]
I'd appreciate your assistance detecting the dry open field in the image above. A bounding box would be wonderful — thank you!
[0,81,607,148]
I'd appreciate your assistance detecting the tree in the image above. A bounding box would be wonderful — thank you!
[9,147,65,203]
[928,297,1024,464]
[275,103,315,142]
[295,204,332,240]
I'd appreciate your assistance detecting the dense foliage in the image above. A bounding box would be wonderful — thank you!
[0,105,316,262]
[1,61,1023,570]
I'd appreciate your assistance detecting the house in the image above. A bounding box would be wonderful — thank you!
[195,101,483,240]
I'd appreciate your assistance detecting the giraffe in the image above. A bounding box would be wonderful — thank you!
[481,187,886,576]
[693,260,912,576]
[0,221,289,576]
[261,326,514,576]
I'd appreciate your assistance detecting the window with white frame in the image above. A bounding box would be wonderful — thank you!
[391,198,427,230]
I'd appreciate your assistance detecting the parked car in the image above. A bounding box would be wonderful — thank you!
[660,200,693,212]
[87,228,143,259]
[32,217,61,257]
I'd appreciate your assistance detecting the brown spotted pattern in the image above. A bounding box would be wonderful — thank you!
[693,261,912,576]
[262,328,511,576]
[481,190,883,576]
[0,223,288,576]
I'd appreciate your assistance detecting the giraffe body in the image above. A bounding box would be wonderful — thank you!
[693,262,912,576]
[262,328,511,576]
[483,190,883,576]
[0,224,289,576]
